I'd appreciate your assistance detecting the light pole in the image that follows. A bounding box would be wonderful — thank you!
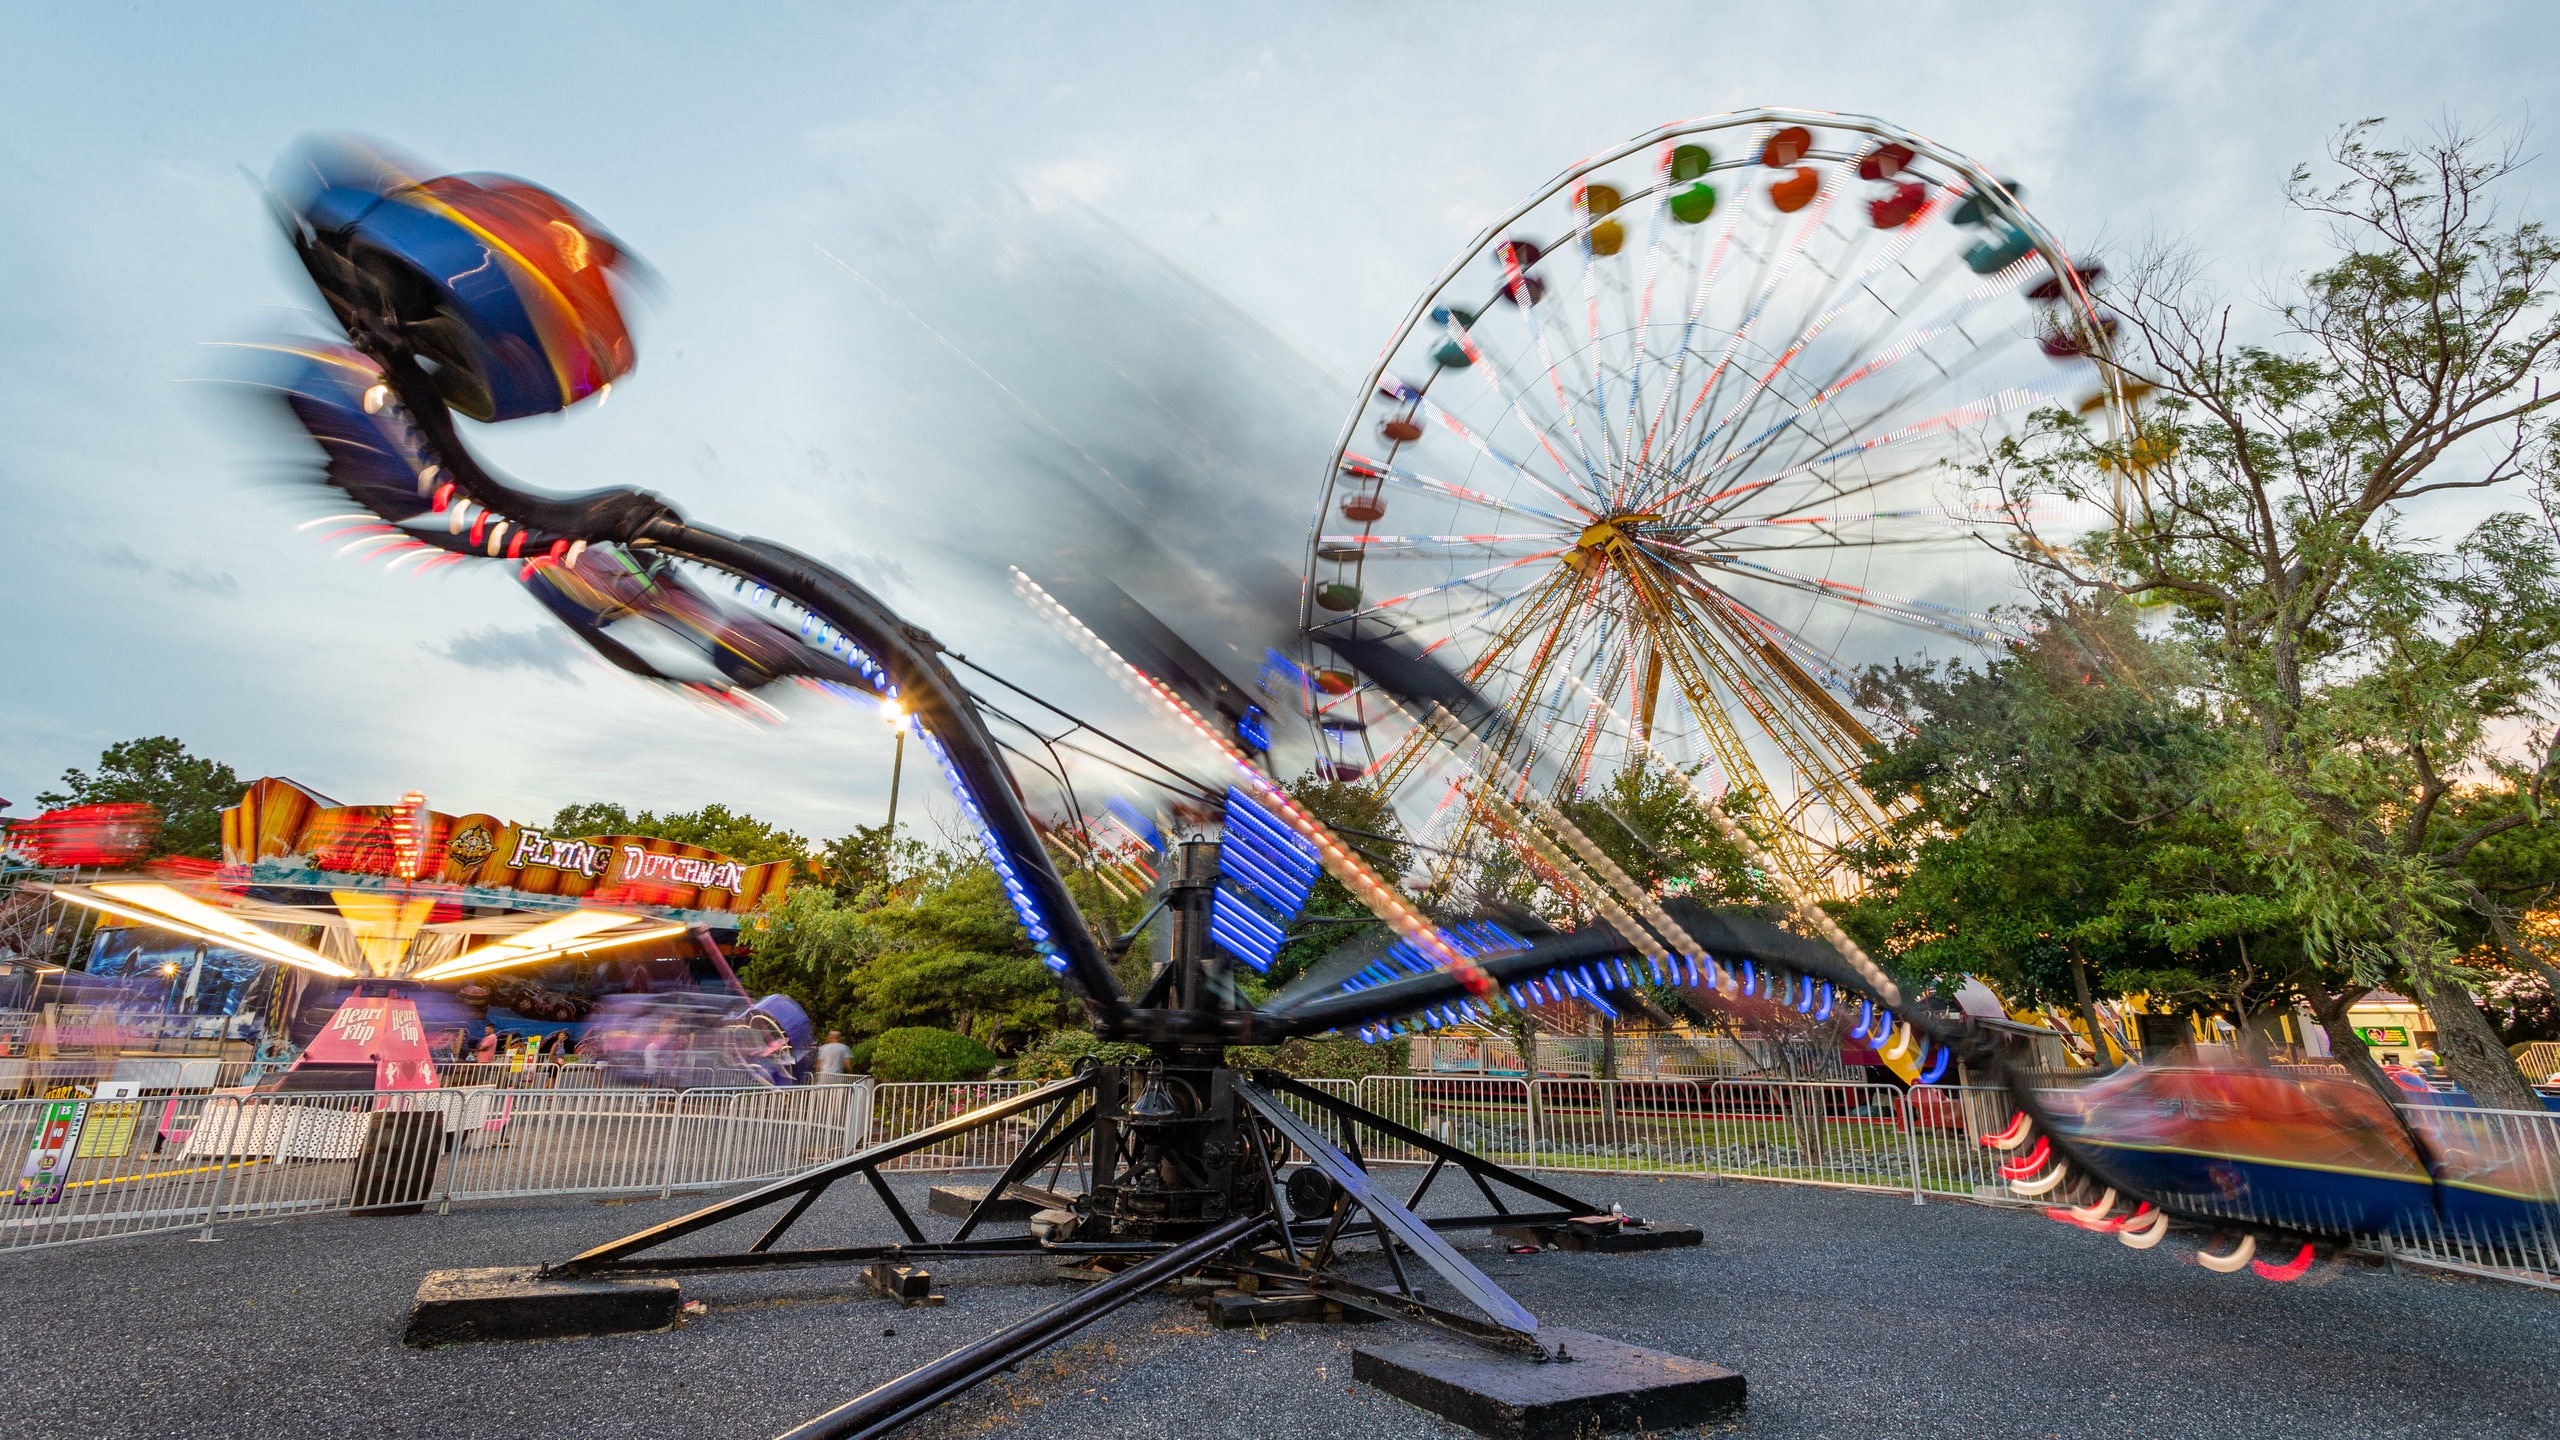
[882,704,906,841]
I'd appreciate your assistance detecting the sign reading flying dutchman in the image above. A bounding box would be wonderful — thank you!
[509,829,612,878]
[222,777,801,914]
[610,845,746,894]
[499,829,750,900]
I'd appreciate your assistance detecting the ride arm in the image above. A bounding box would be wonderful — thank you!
[1258,927,1638,1039]
[366,349,1130,1023]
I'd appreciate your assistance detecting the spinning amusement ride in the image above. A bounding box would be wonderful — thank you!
[215,112,2550,1440]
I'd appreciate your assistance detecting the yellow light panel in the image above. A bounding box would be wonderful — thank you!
[412,911,684,981]
[76,883,357,978]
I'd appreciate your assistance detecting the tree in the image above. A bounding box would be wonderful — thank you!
[1981,120,2560,1110]
[740,845,1070,1052]
[1848,608,2320,1069]
[37,736,243,860]
[1557,761,1777,909]
[547,801,812,864]
[1263,772,1413,990]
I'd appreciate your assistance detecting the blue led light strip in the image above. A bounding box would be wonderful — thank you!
[1219,787,1320,917]
[1209,883,1288,972]
[911,722,1065,974]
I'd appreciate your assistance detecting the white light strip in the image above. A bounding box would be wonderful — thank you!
[413,913,685,980]
[73,883,357,977]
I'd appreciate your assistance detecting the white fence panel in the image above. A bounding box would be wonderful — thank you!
[440,1088,682,1201]
[1705,1080,1915,1195]
[1354,1076,1535,1165]
[860,1081,1041,1173]
[1528,1079,1713,1174]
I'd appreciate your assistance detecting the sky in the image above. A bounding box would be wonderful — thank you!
[4,1,2556,847]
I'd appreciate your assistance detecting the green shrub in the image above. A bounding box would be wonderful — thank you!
[1227,1035,1410,1079]
[1009,1029,1150,1082]
[866,1026,997,1082]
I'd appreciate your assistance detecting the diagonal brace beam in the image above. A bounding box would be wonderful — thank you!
[1235,1078,1540,1339]
[1255,1071,1597,1215]
[545,1073,1094,1277]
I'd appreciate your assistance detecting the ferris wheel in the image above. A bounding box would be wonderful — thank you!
[1299,106,2127,899]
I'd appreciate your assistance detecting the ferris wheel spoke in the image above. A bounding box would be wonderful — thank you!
[1408,388,1605,518]
[1657,190,1839,474]
[1697,532,1984,557]
[1668,547,2022,644]
[1502,248,1616,489]
[1432,314,1608,499]
[1677,191,1959,487]
[1338,547,1570,623]
[1572,195,1620,488]
[1341,449,1588,528]
[1607,140,1685,499]
[1639,217,1738,470]
[1319,532,1572,555]
[1705,504,1981,534]
[1661,250,2030,511]
[1660,382,2061,528]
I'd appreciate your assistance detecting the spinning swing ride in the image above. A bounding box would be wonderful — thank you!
[1302,107,2128,899]
[207,114,2552,1440]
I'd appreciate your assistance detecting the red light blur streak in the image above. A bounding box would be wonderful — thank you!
[8,804,161,867]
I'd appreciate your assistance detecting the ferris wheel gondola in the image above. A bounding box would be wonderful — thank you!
[1301,106,2129,899]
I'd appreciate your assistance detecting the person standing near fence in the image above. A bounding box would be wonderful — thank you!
[816,1030,852,1084]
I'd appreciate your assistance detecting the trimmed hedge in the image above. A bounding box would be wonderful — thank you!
[868,1026,998,1082]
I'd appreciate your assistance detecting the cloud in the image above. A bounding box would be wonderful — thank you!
[97,542,239,598]
[429,626,580,680]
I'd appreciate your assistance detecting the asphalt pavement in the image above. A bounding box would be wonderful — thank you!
[11,1171,2556,1439]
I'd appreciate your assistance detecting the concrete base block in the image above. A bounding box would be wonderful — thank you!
[404,1267,681,1347]
[1203,1290,1383,1329]
[1353,1327,1743,1440]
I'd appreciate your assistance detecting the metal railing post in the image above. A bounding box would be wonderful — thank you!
[658,1090,684,1199]
[1904,1088,1925,1205]
[192,1095,238,1241]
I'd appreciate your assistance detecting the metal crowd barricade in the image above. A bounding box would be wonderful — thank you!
[1258,1077,1356,1165]
[1901,1084,2030,1205]
[1704,1080,1914,1195]
[0,1093,244,1251]
[439,1087,682,1201]
[433,1062,599,1090]
[1354,1075,1535,1166]
[2382,1105,2560,1291]
[860,1081,1042,1172]
[6,1071,2555,1301]
[1527,1078,1712,1174]
[659,1087,864,1194]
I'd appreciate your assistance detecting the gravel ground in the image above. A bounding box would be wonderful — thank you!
[11,1171,2557,1440]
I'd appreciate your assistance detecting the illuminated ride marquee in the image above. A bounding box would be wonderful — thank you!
[222,777,800,918]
